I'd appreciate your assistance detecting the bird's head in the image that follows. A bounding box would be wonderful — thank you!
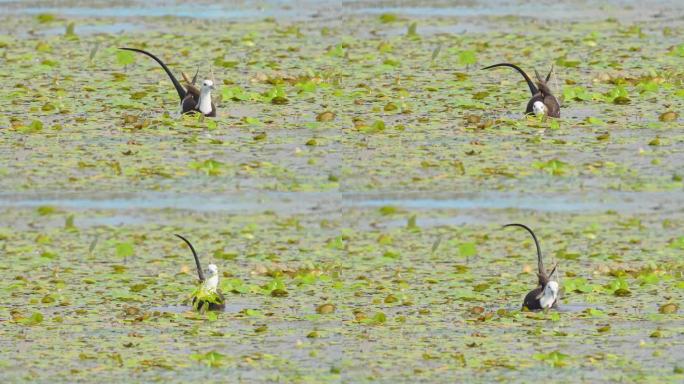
[201,79,215,91]
[533,101,547,116]
[206,263,219,277]
[544,280,559,299]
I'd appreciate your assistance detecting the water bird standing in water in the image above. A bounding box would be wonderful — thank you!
[503,223,559,310]
[482,63,560,118]
[119,48,216,117]
[175,234,225,311]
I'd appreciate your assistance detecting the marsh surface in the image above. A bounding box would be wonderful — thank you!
[0,0,683,382]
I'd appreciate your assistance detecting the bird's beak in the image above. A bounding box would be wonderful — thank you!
[210,85,216,90]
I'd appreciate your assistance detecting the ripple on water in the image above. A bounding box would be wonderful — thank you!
[37,22,143,36]
[556,303,601,313]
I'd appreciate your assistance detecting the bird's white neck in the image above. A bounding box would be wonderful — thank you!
[540,281,559,308]
[198,89,213,115]
[203,274,219,293]
[540,292,555,308]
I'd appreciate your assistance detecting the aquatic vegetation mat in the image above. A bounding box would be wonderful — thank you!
[0,3,683,383]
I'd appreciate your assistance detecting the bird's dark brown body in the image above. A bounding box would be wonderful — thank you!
[483,63,560,118]
[522,287,545,310]
[120,48,216,117]
[522,284,558,311]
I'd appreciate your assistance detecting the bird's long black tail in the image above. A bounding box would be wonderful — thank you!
[482,63,538,96]
[120,47,187,101]
[175,234,204,282]
[503,223,544,275]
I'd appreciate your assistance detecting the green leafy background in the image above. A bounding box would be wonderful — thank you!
[0,2,683,383]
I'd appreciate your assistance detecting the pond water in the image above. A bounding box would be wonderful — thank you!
[3,0,683,22]
[1,190,681,216]
[1,1,683,382]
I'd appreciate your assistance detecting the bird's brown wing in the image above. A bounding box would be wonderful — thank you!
[181,93,198,114]
[544,95,561,118]
[181,72,201,97]
[176,71,200,111]
[182,67,200,85]
[185,84,201,98]
[181,71,194,85]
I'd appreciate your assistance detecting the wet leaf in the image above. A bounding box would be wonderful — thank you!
[307,330,320,338]
[361,312,387,325]
[659,303,678,314]
[533,159,571,176]
[37,206,57,216]
[271,96,289,105]
[458,242,477,258]
[379,206,398,215]
[585,308,606,317]
[270,288,289,297]
[533,351,569,367]
[316,111,335,122]
[36,13,56,23]
[115,242,134,258]
[659,111,678,122]
[116,50,135,66]
[384,294,398,303]
[190,351,226,368]
[458,51,477,66]
[563,86,593,101]
[613,96,630,105]
[189,159,225,176]
[316,304,335,314]
[17,312,44,326]
[379,13,398,23]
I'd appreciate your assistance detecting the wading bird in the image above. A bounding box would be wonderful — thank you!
[120,48,216,117]
[503,223,559,310]
[482,63,560,118]
[175,234,225,311]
